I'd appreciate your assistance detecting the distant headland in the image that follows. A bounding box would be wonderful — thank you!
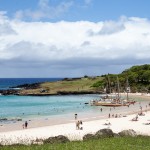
[0,64,150,96]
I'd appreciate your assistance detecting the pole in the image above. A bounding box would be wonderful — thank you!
[117,76,120,100]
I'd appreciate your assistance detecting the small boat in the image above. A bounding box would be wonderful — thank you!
[123,100,136,105]
[90,76,131,107]
[90,100,129,107]
[129,101,136,104]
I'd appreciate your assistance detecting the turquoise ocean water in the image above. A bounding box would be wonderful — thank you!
[0,94,100,119]
[0,78,100,121]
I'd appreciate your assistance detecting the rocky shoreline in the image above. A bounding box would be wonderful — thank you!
[0,118,22,122]
[10,82,41,89]
[0,89,103,96]
[0,89,19,95]
[0,83,40,95]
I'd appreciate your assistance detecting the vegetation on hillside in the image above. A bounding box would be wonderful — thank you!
[18,64,150,95]
[91,64,150,93]
[19,76,104,95]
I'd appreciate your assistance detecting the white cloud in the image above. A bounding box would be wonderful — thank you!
[14,0,73,20]
[0,14,15,38]
[0,13,150,77]
[88,17,126,35]
[0,20,16,36]
[98,21,125,35]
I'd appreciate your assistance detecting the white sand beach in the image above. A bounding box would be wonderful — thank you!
[0,93,150,145]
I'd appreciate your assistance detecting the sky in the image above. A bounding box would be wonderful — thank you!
[0,0,150,78]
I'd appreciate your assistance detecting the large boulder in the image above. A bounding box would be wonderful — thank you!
[95,129,114,138]
[118,129,137,137]
[56,135,70,143]
[83,134,95,140]
[43,135,70,144]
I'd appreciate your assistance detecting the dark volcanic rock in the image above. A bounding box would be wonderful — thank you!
[0,118,22,123]
[10,118,22,121]
[95,129,114,138]
[10,83,40,89]
[83,134,95,140]
[118,129,137,137]
[43,135,70,144]
[57,91,102,95]
[0,118,8,121]
[0,82,41,95]
[0,89,19,95]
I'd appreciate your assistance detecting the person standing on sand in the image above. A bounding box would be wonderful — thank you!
[25,121,28,129]
[76,120,80,130]
[75,113,77,120]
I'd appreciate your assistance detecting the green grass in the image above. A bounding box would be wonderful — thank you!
[20,77,104,95]
[1,136,150,150]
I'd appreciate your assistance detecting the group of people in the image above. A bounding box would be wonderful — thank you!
[22,121,28,129]
[108,113,122,118]
[75,113,83,130]
[76,120,83,130]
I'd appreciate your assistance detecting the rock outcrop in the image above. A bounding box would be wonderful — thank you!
[43,135,70,144]
[118,129,137,137]
[83,134,95,140]
[95,128,114,138]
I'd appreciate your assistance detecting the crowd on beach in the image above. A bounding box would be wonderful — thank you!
[0,95,150,145]
[20,101,150,131]
[74,100,150,131]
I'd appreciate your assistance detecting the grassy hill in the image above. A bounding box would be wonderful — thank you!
[19,76,104,95]
[18,64,150,95]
